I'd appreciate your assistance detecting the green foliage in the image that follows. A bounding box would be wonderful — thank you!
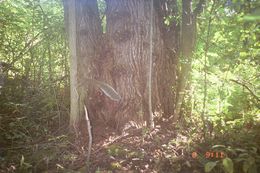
[0,0,69,129]
[200,143,260,173]
[0,0,70,172]
[180,2,260,172]
[107,144,126,157]
[97,0,106,33]
[223,158,234,173]
[190,0,259,134]
[205,161,217,172]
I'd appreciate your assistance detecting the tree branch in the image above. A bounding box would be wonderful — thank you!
[148,0,154,129]
[230,79,260,102]
[10,31,43,67]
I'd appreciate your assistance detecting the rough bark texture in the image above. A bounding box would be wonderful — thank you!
[103,0,180,128]
[64,0,102,129]
[64,0,201,132]
[63,0,79,130]
[104,0,155,130]
[75,0,102,124]
[154,0,179,119]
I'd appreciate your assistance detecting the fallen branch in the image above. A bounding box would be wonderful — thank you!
[84,105,92,170]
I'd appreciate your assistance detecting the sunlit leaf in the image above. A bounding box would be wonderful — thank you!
[243,160,250,173]
[243,15,260,21]
[205,161,217,172]
[211,145,226,149]
[20,155,25,166]
[223,158,234,173]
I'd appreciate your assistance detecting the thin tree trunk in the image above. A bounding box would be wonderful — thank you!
[154,0,179,120]
[64,0,79,130]
[174,0,196,121]
[202,0,216,139]
[64,0,102,131]
[148,0,154,129]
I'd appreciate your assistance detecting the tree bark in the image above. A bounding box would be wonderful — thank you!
[64,0,102,130]
[64,0,204,132]
[104,0,160,130]
[64,0,79,130]
[174,0,196,121]
[75,0,102,124]
[154,0,179,119]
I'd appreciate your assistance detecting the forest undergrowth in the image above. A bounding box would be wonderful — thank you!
[0,96,259,173]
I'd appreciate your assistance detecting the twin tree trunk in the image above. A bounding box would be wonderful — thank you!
[64,0,200,131]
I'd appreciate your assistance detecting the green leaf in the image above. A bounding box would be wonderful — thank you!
[239,153,249,158]
[243,161,250,173]
[227,147,237,155]
[250,147,257,154]
[240,52,248,57]
[234,157,247,162]
[243,15,260,21]
[208,52,219,58]
[242,157,256,173]
[20,155,25,166]
[248,164,257,173]
[185,161,191,168]
[235,148,247,153]
[247,157,255,165]
[223,158,234,173]
[212,145,226,149]
[205,161,217,172]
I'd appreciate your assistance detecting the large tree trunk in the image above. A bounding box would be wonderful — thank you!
[64,0,203,132]
[103,0,157,130]
[103,0,179,129]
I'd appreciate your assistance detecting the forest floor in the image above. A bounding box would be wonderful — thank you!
[0,112,259,173]
[85,120,200,173]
